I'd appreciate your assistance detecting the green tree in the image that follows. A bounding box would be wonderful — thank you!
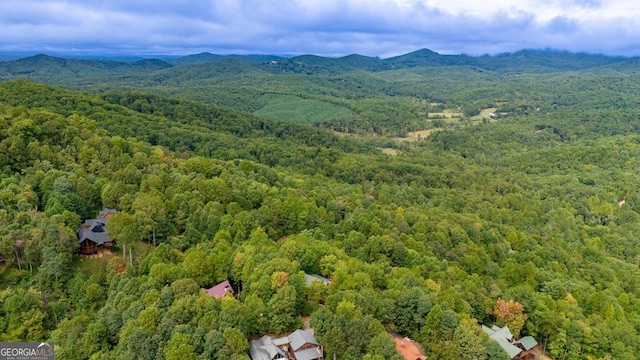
[453,318,487,360]
[165,333,197,360]
[106,211,139,266]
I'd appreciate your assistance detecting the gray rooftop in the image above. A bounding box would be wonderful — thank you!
[304,274,330,287]
[514,336,538,351]
[294,347,324,360]
[288,329,319,351]
[273,337,289,346]
[249,336,286,360]
[77,208,116,246]
[78,219,111,245]
[482,325,522,359]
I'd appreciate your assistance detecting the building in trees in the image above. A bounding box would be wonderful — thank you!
[249,330,323,360]
[205,280,234,299]
[77,208,116,255]
[394,336,426,360]
[482,325,542,360]
[250,335,287,360]
[304,274,331,287]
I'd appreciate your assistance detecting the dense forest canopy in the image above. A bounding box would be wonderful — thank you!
[0,49,640,360]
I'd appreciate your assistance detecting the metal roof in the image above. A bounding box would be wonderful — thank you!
[304,274,330,286]
[515,336,538,351]
[482,325,522,359]
[77,219,112,245]
[249,336,286,360]
[205,280,234,298]
[293,347,323,360]
[288,329,319,351]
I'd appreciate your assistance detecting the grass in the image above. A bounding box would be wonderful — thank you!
[253,93,353,124]
[73,242,156,275]
[74,255,115,276]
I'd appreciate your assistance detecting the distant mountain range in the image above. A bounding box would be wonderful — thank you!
[0,48,635,81]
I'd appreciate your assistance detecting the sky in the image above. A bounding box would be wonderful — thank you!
[1,0,639,58]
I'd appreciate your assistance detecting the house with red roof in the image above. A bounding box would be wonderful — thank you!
[394,336,426,360]
[205,280,234,299]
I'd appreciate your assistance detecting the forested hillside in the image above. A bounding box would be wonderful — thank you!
[1,50,640,360]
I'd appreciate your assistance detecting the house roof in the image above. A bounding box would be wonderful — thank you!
[482,325,533,359]
[99,208,116,219]
[77,208,117,246]
[294,346,324,360]
[250,336,286,360]
[205,280,234,298]
[273,337,289,346]
[394,337,427,360]
[78,219,112,245]
[482,325,514,341]
[288,329,319,351]
[514,336,538,351]
[494,338,522,359]
[304,273,331,287]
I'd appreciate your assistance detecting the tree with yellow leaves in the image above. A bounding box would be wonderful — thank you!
[493,298,528,338]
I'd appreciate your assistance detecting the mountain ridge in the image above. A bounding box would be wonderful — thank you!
[1,48,635,77]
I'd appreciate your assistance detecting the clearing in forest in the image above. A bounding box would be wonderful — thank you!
[253,93,353,124]
[396,129,437,142]
[428,109,463,118]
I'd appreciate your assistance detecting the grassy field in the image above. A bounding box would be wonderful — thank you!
[427,109,463,118]
[253,93,353,124]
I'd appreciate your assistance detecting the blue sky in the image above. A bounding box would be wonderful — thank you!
[1,0,639,57]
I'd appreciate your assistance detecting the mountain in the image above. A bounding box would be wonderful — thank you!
[168,52,283,66]
[0,54,173,79]
[1,48,634,83]
[476,49,628,72]
[384,48,476,68]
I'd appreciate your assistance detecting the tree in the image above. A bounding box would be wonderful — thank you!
[366,333,404,360]
[222,327,249,355]
[267,284,300,332]
[453,318,487,360]
[132,193,166,246]
[183,248,214,286]
[164,333,197,360]
[106,211,139,266]
[421,303,443,344]
[493,298,527,338]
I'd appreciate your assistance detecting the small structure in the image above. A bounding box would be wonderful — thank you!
[304,274,330,287]
[250,330,323,360]
[250,335,287,360]
[285,329,324,360]
[514,336,542,360]
[77,208,116,255]
[205,280,234,299]
[394,337,426,360]
[482,325,542,360]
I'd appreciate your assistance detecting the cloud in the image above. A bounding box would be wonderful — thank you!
[0,0,639,56]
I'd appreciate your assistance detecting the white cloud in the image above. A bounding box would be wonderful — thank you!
[0,0,639,56]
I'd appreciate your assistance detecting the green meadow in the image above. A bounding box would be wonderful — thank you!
[253,93,353,124]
